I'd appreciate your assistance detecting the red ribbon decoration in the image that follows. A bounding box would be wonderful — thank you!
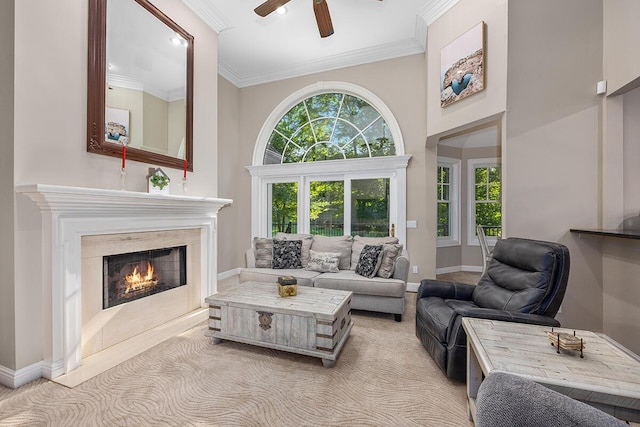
[121,145,126,169]
[183,159,187,179]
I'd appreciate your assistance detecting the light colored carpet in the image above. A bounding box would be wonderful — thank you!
[436,271,481,285]
[0,293,470,426]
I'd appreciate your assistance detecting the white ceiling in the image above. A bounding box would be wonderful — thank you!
[183,0,461,88]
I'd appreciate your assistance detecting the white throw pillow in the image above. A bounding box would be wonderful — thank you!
[305,250,341,273]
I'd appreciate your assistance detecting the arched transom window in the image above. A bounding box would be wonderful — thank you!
[264,93,396,164]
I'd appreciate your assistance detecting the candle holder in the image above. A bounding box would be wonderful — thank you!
[120,168,127,191]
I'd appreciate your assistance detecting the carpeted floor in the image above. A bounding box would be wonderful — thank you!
[435,271,481,285]
[0,293,470,426]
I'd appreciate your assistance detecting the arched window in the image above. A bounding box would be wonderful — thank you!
[248,82,410,244]
[264,93,396,164]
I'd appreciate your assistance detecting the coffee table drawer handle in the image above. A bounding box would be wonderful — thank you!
[257,311,273,331]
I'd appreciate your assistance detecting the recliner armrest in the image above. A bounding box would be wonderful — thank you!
[452,306,561,327]
[417,279,475,301]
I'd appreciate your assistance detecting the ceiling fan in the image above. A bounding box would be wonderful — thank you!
[255,0,381,38]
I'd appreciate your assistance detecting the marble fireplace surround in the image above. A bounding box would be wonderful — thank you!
[17,184,232,381]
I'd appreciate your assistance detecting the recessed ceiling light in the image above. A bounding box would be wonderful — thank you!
[170,33,187,47]
[276,6,287,15]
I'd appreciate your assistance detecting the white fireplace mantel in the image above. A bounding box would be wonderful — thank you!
[17,184,232,379]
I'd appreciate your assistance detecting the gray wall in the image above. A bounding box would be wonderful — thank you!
[0,0,16,371]
[505,0,604,333]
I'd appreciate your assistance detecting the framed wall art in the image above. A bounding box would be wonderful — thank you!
[440,21,486,107]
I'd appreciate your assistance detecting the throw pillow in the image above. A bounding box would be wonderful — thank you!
[272,239,303,269]
[376,244,403,279]
[275,233,313,267]
[355,244,384,279]
[253,237,273,268]
[306,250,341,273]
[350,236,399,270]
[310,235,353,270]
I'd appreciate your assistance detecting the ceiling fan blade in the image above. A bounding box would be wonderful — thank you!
[254,0,291,17]
[313,0,334,38]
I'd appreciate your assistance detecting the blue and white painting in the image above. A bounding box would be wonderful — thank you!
[105,107,130,143]
[440,22,485,107]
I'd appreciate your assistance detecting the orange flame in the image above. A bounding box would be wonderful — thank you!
[124,261,158,294]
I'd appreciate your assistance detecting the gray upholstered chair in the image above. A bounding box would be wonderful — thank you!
[476,372,627,426]
[415,237,570,381]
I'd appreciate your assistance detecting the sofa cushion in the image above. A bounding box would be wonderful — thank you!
[377,243,403,279]
[350,236,399,270]
[239,268,319,287]
[253,237,273,268]
[355,244,384,278]
[275,233,313,267]
[314,270,406,297]
[310,235,353,270]
[272,239,302,269]
[305,250,340,273]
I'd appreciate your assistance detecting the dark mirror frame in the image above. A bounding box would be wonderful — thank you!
[87,0,194,171]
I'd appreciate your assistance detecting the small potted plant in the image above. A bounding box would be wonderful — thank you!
[147,167,170,194]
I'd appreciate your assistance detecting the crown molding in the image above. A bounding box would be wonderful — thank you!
[182,0,232,34]
[419,0,461,26]
[221,38,425,88]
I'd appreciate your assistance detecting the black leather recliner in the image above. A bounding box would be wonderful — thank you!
[416,237,570,381]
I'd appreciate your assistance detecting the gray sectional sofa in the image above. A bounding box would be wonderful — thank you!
[239,233,410,321]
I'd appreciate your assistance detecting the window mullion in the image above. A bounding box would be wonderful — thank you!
[344,179,352,236]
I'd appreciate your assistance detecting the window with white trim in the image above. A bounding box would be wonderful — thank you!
[467,158,502,245]
[437,157,460,247]
[248,82,410,244]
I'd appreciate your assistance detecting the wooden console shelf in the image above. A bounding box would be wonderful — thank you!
[570,228,640,240]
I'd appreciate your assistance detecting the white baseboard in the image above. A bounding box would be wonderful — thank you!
[0,361,44,388]
[435,265,483,275]
[218,268,241,281]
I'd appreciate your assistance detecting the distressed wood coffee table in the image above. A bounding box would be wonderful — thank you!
[462,318,640,423]
[205,281,353,367]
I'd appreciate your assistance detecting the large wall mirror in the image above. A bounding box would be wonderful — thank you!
[87,0,193,171]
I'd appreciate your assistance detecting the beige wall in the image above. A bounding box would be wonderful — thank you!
[219,55,431,281]
[0,0,16,370]
[600,85,640,352]
[8,0,218,371]
[600,0,640,354]
[603,0,640,95]
[107,87,144,149]
[142,92,169,154]
[505,0,604,333]
[217,76,242,273]
[426,0,508,139]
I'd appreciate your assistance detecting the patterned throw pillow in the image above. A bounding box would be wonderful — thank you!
[306,250,341,273]
[376,244,403,278]
[275,233,313,267]
[272,239,303,269]
[253,237,273,268]
[355,244,384,279]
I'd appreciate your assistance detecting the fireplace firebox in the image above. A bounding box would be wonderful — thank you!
[103,246,187,309]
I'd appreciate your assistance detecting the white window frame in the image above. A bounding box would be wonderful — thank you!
[248,156,410,245]
[467,157,501,246]
[437,157,461,247]
[247,81,410,247]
